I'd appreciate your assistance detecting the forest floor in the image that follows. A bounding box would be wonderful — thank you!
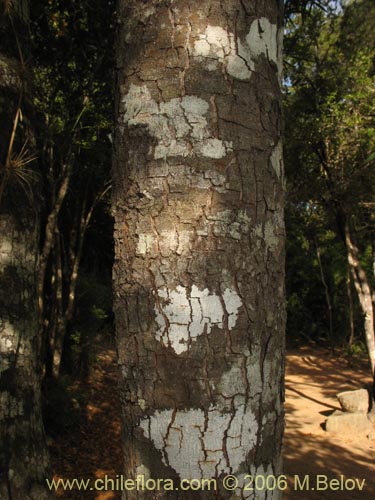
[48,343,375,499]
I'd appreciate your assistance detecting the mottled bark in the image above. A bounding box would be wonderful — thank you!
[0,214,51,500]
[0,3,52,498]
[113,1,285,499]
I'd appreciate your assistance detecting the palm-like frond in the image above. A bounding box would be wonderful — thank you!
[0,140,37,205]
[3,0,13,15]
[8,140,36,187]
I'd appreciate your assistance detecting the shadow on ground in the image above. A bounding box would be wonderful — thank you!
[48,344,375,499]
[48,342,123,500]
[284,346,375,500]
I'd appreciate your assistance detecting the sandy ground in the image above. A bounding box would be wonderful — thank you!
[284,346,375,500]
[49,345,375,499]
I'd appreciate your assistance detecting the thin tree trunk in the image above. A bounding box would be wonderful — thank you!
[37,170,70,355]
[114,1,285,498]
[347,264,355,349]
[49,191,102,378]
[45,247,58,378]
[51,233,65,378]
[314,237,334,348]
[344,222,375,389]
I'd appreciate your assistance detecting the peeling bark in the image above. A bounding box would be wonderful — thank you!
[113,1,285,498]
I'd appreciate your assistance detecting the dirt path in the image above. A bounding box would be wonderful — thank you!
[49,345,375,499]
[49,346,123,500]
[284,347,375,500]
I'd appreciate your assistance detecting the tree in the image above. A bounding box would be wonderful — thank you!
[113,1,285,497]
[30,0,115,379]
[0,1,51,498]
[284,0,375,385]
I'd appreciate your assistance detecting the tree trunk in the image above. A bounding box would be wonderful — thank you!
[344,222,375,390]
[0,214,51,500]
[347,264,355,349]
[47,194,95,379]
[314,237,334,348]
[113,1,285,499]
[0,3,52,498]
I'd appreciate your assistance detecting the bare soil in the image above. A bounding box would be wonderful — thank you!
[49,345,375,499]
[284,346,375,500]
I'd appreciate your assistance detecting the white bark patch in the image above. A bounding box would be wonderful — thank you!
[139,404,258,479]
[154,285,242,354]
[137,233,156,255]
[270,141,283,178]
[246,18,278,64]
[0,332,13,351]
[0,321,23,355]
[193,26,253,80]
[199,138,227,159]
[138,398,147,411]
[193,19,279,80]
[123,85,232,159]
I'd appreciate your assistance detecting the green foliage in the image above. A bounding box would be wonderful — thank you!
[65,270,113,375]
[31,0,115,186]
[284,0,375,346]
[286,203,350,344]
[349,340,367,357]
[28,0,115,376]
[91,305,108,322]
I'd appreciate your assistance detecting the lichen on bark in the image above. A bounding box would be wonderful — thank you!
[0,215,51,500]
[113,1,285,498]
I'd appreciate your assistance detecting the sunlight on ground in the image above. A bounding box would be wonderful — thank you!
[49,345,375,499]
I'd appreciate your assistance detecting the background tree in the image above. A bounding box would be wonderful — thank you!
[1,0,115,495]
[113,0,285,497]
[0,1,52,498]
[284,0,375,388]
[30,0,115,379]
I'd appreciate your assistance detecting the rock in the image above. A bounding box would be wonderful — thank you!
[337,388,370,413]
[325,410,373,434]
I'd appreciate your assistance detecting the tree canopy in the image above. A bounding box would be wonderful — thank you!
[284,0,375,371]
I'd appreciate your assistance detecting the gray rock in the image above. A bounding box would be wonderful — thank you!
[336,388,370,413]
[326,410,373,434]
